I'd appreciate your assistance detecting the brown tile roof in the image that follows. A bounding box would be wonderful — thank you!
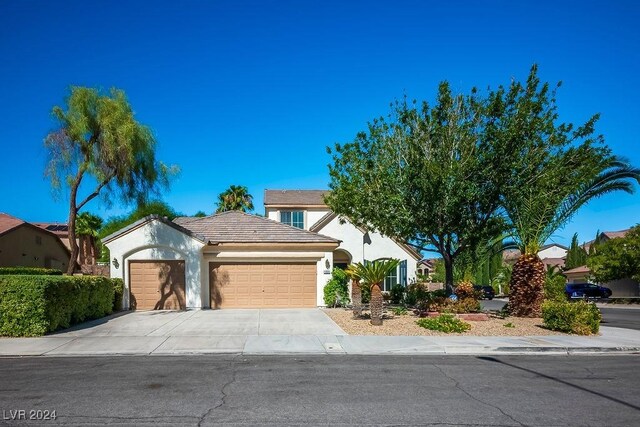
[563,265,591,274]
[0,212,25,236]
[264,189,328,206]
[33,222,69,237]
[174,211,339,244]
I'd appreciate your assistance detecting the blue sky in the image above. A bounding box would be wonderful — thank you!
[0,0,638,247]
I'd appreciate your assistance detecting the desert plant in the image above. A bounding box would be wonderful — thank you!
[544,270,567,302]
[416,314,471,333]
[391,306,408,316]
[542,300,601,335]
[351,259,400,325]
[344,264,362,317]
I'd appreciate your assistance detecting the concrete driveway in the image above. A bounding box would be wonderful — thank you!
[55,309,346,337]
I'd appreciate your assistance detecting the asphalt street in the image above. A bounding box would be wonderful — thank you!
[0,355,638,426]
[481,299,640,330]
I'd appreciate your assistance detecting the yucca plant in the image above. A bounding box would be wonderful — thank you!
[490,67,640,317]
[351,259,400,325]
[344,264,362,318]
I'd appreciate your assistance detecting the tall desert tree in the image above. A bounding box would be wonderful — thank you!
[565,233,588,269]
[215,185,254,213]
[488,66,640,316]
[327,84,505,293]
[45,86,177,274]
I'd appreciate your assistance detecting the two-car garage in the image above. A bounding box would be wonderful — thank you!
[104,212,339,311]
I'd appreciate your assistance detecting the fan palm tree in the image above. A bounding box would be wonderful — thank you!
[344,264,362,318]
[505,157,640,317]
[352,258,400,325]
[76,212,103,266]
[215,185,254,213]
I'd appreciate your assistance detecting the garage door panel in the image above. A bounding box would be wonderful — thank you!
[210,262,316,308]
[129,261,186,310]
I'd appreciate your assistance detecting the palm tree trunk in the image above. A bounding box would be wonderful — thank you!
[370,282,384,325]
[351,279,362,318]
[508,253,545,317]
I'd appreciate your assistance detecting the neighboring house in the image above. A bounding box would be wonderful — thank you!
[503,243,568,269]
[565,228,639,297]
[417,258,437,278]
[264,189,421,292]
[33,222,70,250]
[104,212,340,310]
[0,213,69,270]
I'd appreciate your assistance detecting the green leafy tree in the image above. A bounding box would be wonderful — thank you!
[327,84,505,294]
[45,87,177,274]
[351,259,400,325]
[565,233,588,269]
[216,185,254,213]
[489,66,640,316]
[588,225,640,282]
[193,211,207,217]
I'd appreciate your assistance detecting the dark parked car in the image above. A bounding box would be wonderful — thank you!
[473,285,495,300]
[565,283,612,299]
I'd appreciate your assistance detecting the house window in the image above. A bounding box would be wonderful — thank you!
[383,267,398,292]
[35,236,42,245]
[280,211,304,229]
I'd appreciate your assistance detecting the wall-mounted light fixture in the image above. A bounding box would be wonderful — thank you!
[112,257,119,269]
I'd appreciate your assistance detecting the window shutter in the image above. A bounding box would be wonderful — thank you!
[400,260,407,286]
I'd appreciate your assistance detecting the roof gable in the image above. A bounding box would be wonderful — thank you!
[174,211,339,244]
[0,213,25,236]
[101,215,206,244]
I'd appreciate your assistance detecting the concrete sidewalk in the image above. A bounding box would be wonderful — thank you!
[1,325,639,356]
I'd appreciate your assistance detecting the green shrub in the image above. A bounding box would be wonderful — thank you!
[404,282,429,306]
[544,275,567,301]
[391,306,408,315]
[0,275,114,337]
[389,283,404,304]
[323,268,349,307]
[444,297,481,314]
[361,283,371,304]
[0,267,63,276]
[416,314,471,333]
[112,278,124,312]
[542,300,601,335]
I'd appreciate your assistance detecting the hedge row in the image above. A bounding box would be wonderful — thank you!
[0,275,117,337]
[0,267,63,276]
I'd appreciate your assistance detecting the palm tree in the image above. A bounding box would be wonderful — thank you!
[506,157,640,317]
[215,185,254,213]
[344,264,362,318]
[352,259,400,325]
[76,212,103,266]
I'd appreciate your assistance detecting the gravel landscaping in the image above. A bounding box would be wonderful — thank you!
[324,308,566,336]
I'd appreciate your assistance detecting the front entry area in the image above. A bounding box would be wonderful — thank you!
[209,262,316,308]
[129,260,186,310]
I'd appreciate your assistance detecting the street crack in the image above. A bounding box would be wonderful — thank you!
[433,363,527,427]
[198,354,241,426]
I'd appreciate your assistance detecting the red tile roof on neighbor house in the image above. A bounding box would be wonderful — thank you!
[264,189,328,206]
[173,210,340,244]
[583,228,630,252]
[0,212,25,236]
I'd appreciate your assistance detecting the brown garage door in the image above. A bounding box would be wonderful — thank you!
[129,261,186,310]
[210,262,316,308]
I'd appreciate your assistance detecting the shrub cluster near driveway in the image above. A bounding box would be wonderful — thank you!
[0,275,116,337]
[0,267,63,276]
[541,300,601,335]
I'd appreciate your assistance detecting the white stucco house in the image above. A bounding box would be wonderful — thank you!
[103,189,421,310]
